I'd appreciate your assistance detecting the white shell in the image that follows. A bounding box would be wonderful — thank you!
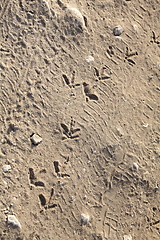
[123,234,132,240]
[2,165,11,173]
[132,162,139,171]
[86,55,94,63]
[30,134,42,145]
[80,213,90,225]
[7,215,21,228]
[113,26,123,36]
[142,123,149,128]
[133,24,138,32]
[116,126,124,136]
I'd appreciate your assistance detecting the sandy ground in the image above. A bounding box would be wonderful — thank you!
[0,0,160,239]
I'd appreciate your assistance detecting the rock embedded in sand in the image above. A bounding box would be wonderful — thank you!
[153,185,159,192]
[85,55,94,63]
[132,162,139,171]
[2,165,11,173]
[67,6,85,28]
[123,234,132,240]
[113,26,123,36]
[116,126,124,136]
[7,215,21,228]
[30,133,42,145]
[80,213,90,225]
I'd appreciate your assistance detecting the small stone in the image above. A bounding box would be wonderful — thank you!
[80,213,90,225]
[142,123,149,128]
[30,133,42,145]
[116,126,124,136]
[86,55,94,63]
[123,234,132,240]
[3,180,8,186]
[115,36,123,42]
[1,138,6,144]
[7,215,21,228]
[153,184,159,192]
[132,162,139,171]
[132,24,139,32]
[2,165,11,173]
[113,26,123,36]
[4,209,9,214]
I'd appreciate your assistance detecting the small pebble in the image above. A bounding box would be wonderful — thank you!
[30,133,42,145]
[123,234,132,240]
[7,215,21,228]
[113,26,123,36]
[142,123,149,128]
[4,209,9,214]
[3,180,8,186]
[153,185,159,192]
[80,213,90,225]
[116,126,124,136]
[1,138,6,144]
[2,165,11,173]
[132,162,139,171]
[115,36,123,42]
[86,55,94,63]
[132,24,139,32]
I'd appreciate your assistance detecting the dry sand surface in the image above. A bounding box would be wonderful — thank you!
[0,0,160,239]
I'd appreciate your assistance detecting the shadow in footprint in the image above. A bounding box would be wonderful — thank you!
[39,194,46,206]
[83,82,99,101]
[53,161,60,175]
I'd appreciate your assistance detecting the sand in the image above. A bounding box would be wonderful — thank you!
[0,0,160,239]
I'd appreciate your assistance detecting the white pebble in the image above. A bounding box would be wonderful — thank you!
[132,162,139,171]
[80,213,90,225]
[3,180,8,186]
[86,55,94,63]
[116,126,124,136]
[1,138,6,144]
[142,123,149,128]
[115,36,123,42]
[123,234,132,240]
[113,26,123,36]
[132,24,139,32]
[7,215,21,228]
[2,165,11,173]
[4,209,9,214]
[30,133,42,145]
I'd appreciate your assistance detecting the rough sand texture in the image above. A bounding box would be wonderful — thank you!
[0,0,160,239]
